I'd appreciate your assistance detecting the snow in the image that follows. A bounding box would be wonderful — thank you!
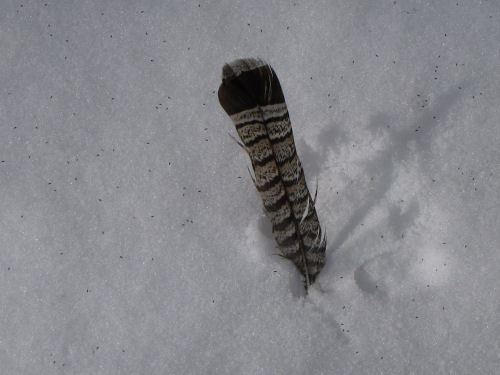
[1,0,499,374]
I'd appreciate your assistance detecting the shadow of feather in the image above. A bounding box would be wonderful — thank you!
[328,81,470,253]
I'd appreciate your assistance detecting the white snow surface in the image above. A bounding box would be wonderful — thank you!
[1,0,500,374]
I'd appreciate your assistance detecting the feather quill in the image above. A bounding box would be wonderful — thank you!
[218,58,326,289]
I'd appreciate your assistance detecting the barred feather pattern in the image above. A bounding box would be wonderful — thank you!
[218,58,326,288]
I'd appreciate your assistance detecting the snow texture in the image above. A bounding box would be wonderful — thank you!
[1,0,499,374]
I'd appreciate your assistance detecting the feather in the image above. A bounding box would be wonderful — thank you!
[218,58,326,289]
